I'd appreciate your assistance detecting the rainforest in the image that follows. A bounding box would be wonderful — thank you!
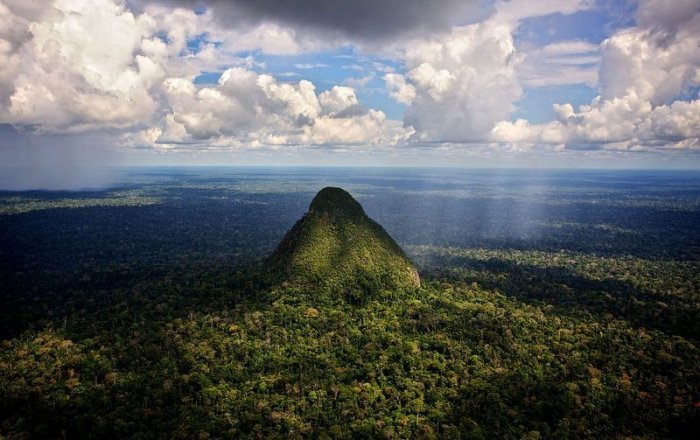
[1,167,698,439]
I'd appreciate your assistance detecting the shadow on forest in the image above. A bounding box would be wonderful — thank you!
[0,258,268,341]
[421,255,697,340]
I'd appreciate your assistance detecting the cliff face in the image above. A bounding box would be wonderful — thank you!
[268,187,420,297]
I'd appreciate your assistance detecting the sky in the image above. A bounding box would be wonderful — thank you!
[1,0,700,188]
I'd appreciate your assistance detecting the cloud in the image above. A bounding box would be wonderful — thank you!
[490,0,700,150]
[146,68,412,148]
[0,0,417,152]
[2,0,698,165]
[343,74,375,89]
[493,91,700,151]
[294,63,330,69]
[399,21,522,142]
[635,0,700,31]
[599,4,700,105]
[0,0,326,135]
[215,22,319,55]
[518,40,599,87]
[379,0,596,143]
[493,0,593,27]
[384,73,416,105]
[0,3,28,106]
[0,0,170,133]
[144,0,488,44]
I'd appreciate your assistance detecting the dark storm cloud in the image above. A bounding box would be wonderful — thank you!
[144,0,487,42]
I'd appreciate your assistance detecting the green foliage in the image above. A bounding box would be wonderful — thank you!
[268,187,420,298]
[1,170,699,438]
[1,273,697,438]
[0,193,161,215]
[411,246,700,339]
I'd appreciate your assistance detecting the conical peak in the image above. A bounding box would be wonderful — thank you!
[308,187,365,218]
[268,185,421,292]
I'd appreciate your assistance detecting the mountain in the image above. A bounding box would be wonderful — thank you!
[268,187,420,300]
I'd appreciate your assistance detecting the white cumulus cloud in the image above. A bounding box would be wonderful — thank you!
[399,21,522,142]
[490,0,700,151]
[0,0,408,149]
[384,73,416,105]
[148,68,412,148]
[0,0,163,132]
[385,0,596,143]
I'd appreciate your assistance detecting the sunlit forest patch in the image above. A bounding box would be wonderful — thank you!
[410,246,700,338]
[0,194,162,215]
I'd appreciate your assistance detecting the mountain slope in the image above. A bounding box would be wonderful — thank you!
[268,187,420,298]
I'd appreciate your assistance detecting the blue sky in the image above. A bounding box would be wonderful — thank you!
[1,0,700,187]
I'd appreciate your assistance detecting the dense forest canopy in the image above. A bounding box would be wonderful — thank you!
[1,168,698,438]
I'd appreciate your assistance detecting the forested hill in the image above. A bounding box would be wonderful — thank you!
[268,187,421,298]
